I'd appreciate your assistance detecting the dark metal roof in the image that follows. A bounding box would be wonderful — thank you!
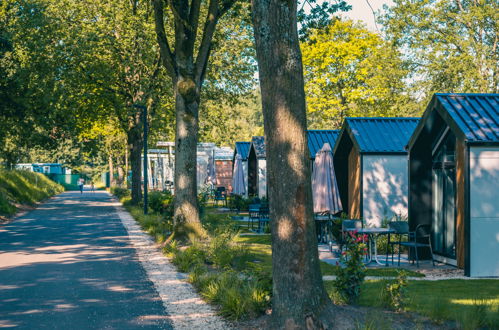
[234,142,250,160]
[250,136,266,159]
[435,93,499,143]
[307,130,340,159]
[345,117,420,153]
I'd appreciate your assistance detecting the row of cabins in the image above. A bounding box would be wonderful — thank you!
[234,93,498,277]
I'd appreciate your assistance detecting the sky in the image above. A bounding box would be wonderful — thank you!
[339,0,394,32]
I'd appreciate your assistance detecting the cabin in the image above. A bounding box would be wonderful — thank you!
[248,136,267,198]
[16,163,65,174]
[333,118,419,227]
[214,146,234,191]
[307,130,340,168]
[407,93,499,277]
[232,142,250,197]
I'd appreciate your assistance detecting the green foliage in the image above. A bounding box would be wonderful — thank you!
[379,270,408,311]
[110,187,130,200]
[0,170,64,216]
[192,270,270,320]
[334,231,367,304]
[148,191,174,216]
[172,244,207,273]
[381,0,499,96]
[228,194,252,212]
[302,19,418,129]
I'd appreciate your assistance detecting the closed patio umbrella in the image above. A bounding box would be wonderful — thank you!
[312,143,342,214]
[232,154,246,195]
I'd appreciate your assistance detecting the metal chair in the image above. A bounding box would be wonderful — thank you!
[214,187,227,206]
[398,224,435,267]
[386,221,409,266]
[248,204,260,230]
[257,206,270,233]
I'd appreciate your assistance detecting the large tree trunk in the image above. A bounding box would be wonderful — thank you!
[173,82,200,226]
[252,1,337,328]
[128,119,143,205]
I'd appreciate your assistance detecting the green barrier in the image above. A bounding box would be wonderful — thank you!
[46,174,89,191]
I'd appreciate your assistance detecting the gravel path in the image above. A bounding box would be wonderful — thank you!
[114,198,232,330]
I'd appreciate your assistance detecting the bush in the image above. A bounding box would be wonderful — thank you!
[172,243,207,273]
[334,230,367,304]
[207,227,247,269]
[228,195,251,212]
[148,190,174,215]
[379,270,408,311]
[110,186,130,200]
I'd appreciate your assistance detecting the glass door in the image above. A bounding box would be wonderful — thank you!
[432,129,457,259]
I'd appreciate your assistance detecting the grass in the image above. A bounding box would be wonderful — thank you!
[234,233,423,278]
[324,279,499,327]
[117,195,497,327]
[0,170,64,216]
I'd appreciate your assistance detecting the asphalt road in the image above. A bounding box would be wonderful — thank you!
[0,190,172,329]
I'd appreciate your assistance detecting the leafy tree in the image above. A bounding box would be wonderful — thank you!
[302,19,417,129]
[251,0,353,327]
[152,0,250,228]
[380,0,499,98]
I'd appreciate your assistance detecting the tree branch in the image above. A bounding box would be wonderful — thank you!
[195,0,220,85]
[152,0,177,79]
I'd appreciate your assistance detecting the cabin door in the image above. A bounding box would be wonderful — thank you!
[432,129,457,260]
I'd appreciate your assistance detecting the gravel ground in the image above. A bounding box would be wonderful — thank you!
[114,200,232,330]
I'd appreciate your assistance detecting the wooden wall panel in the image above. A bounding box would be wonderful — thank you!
[348,148,361,218]
[215,160,233,191]
[456,139,466,268]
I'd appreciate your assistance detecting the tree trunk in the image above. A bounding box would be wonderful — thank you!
[128,120,143,205]
[125,147,129,186]
[108,154,115,187]
[252,1,337,328]
[173,83,200,226]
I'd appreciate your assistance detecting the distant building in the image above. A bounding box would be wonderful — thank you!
[16,163,65,175]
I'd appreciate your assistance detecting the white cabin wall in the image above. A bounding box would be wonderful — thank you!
[469,147,499,277]
[258,159,267,198]
[362,155,409,227]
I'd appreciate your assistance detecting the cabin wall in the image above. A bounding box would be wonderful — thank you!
[258,159,267,198]
[455,140,466,268]
[215,160,233,191]
[362,155,409,227]
[348,148,361,218]
[469,146,499,277]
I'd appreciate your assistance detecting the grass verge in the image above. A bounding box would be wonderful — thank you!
[0,170,64,217]
[324,279,499,328]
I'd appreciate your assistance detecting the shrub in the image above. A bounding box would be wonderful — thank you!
[379,270,408,311]
[207,227,248,269]
[148,191,174,215]
[111,186,130,200]
[171,243,206,273]
[334,230,367,304]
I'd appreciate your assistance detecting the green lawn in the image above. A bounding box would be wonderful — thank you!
[234,234,424,277]
[324,279,499,326]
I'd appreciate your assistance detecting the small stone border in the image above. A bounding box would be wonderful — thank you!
[113,198,232,330]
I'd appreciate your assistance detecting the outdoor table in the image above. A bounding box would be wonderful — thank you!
[346,227,395,266]
[314,215,337,251]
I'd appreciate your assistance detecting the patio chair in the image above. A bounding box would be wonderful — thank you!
[214,187,227,206]
[386,221,409,266]
[258,206,270,233]
[248,204,261,231]
[398,224,435,267]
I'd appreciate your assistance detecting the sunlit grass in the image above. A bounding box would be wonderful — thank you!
[0,170,64,216]
[324,279,499,326]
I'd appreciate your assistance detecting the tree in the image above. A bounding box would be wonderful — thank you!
[380,0,499,98]
[251,0,350,327]
[302,19,417,129]
[152,0,243,227]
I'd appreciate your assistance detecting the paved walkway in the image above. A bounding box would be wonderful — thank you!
[0,190,172,329]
